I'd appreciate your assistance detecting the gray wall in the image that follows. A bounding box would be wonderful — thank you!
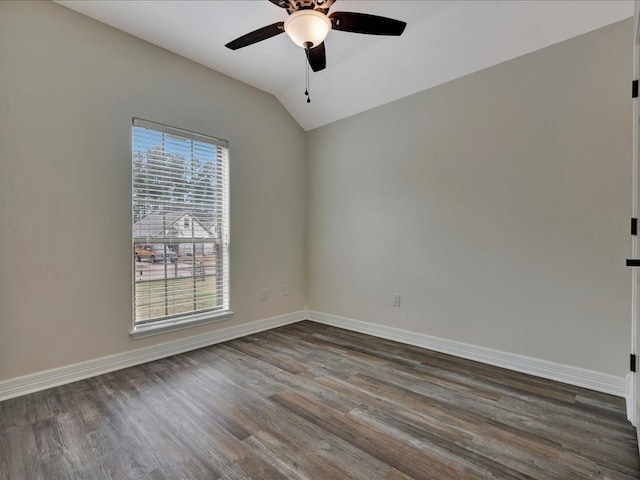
[306,19,632,377]
[0,1,306,380]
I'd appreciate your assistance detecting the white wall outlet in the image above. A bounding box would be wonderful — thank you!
[282,284,289,296]
[261,288,269,300]
[393,293,401,307]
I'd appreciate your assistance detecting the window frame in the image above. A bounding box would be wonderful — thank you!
[130,118,232,339]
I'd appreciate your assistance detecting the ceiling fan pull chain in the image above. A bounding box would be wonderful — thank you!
[304,43,311,103]
[306,62,311,103]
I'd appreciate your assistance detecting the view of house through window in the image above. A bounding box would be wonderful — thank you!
[132,119,230,330]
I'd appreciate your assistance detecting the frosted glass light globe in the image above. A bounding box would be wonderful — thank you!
[284,10,331,48]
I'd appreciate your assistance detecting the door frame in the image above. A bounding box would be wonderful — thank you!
[630,0,640,431]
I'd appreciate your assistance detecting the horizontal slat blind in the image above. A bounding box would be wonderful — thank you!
[132,119,230,326]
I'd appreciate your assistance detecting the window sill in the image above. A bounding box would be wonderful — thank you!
[130,310,234,339]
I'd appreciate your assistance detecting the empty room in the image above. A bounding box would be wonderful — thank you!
[1,1,639,478]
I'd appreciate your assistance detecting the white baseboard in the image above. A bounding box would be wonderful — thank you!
[0,310,305,402]
[1,309,627,403]
[626,373,634,423]
[306,310,627,398]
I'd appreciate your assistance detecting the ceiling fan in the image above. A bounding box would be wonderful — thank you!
[225,0,407,73]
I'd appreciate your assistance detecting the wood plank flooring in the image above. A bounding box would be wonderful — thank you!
[0,320,638,479]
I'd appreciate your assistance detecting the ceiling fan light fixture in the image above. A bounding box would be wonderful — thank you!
[284,10,331,48]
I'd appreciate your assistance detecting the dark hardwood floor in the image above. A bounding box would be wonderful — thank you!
[1,320,638,479]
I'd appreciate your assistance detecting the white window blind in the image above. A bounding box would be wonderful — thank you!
[131,119,230,336]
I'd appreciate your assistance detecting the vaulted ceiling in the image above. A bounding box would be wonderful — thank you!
[56,1,633,131]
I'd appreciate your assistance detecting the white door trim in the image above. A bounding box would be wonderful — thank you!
[630,0,640,428]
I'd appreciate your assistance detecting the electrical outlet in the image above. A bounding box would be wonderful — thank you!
[261,288,269,300]
[393,293,401,307]
[282,284,289,296]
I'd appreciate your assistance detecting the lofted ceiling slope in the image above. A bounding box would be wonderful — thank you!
[55,1,633,131]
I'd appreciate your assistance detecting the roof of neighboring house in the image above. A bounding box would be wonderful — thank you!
[194,211,216,231]
[133,210,213,238]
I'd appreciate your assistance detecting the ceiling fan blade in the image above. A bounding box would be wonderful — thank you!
[268,0,287,7]
[225,22,285,50]
[329,12,406,36]
[307,42,326,72]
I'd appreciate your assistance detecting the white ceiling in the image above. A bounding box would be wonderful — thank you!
[56,0,633,131]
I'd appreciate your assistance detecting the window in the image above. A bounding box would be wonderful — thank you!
[131,118,230,338]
